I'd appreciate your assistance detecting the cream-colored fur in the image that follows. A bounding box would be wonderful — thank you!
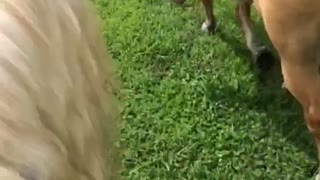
[0,0,119,179]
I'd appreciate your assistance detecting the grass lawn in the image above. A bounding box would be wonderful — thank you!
[95,0,317,179]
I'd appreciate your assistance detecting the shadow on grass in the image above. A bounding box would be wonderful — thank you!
[165,0,317,174]
[205,77,317,176]
[210,16,318,174]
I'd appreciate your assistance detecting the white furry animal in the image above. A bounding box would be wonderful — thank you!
[0,0,119,179]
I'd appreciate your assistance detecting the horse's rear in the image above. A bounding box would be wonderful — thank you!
[0,0,119,179]
[255,0,320,177]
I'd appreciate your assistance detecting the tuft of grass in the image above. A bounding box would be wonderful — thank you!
[96,0,317,179]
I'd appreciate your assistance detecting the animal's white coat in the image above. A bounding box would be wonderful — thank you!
[0,0,119,179]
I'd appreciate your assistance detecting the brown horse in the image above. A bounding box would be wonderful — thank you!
[175,0,320,178]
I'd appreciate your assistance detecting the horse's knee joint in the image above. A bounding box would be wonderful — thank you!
[306,106,320,136]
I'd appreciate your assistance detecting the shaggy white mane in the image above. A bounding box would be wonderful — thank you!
[0,0,119,179]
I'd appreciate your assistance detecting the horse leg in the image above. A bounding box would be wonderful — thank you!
[280,58,320,179]
[303,97,320,179]
[305,103,320,180]
[200,0,216,33]
[235,0,275,72]
[172,0,216,32]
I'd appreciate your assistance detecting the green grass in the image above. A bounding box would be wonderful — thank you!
[95,0,317,179]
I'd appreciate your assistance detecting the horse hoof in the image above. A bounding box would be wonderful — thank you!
[252,46,275,72]
[201,21,216,34]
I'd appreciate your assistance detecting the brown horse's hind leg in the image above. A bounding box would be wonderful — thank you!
[200,0,216,33]
[236,1,275,72]
[304,100,320,179]
[172,0,216,32]
[304,101,320,180]
[280,58,320,179]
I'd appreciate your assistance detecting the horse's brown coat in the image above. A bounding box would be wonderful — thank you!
[255,1,320,178]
